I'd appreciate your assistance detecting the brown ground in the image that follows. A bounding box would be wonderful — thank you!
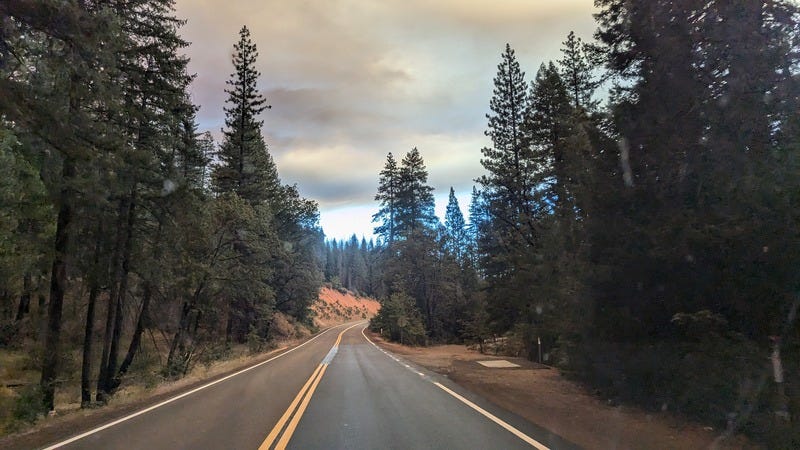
[312,287,380,328]
[369,333,760,450]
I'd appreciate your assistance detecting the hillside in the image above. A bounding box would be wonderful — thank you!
[312,287,381,328]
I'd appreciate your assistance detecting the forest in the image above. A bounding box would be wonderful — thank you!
[364,1,800,446]
[1,0,323,421]
[1,0,800,447]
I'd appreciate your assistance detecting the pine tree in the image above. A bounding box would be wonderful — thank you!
[466,186,486,269]
[525,62,574,219]
[395,147,437,238]
[443,187,468,265]
[373,152,399,246]
[558,31,596,111]
[212,26,280,206]
[176,104,212,190]
[96,0,197,403]
[477,44,537,246]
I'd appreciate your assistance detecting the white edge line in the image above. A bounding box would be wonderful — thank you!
[433,382,549,450]
[360,326,548,450]
[43,323,351,450]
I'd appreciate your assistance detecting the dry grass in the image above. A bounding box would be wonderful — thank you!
[0,318,315,438]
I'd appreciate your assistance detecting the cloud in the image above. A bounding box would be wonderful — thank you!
[175,0,598,239]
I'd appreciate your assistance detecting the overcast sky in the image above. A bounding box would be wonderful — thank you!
[174,0,598,240]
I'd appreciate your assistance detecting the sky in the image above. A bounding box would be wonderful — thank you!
[174,0,598,240]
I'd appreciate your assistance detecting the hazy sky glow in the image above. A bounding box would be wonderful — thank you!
[174,0,597,240]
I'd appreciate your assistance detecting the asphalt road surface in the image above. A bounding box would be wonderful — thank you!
[42,322,579,450]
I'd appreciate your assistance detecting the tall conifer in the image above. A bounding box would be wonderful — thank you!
[212,26,280,205]
[444,187,468,264]
[395,147,436,237]
[373,152,400,246]
[558,31,596,111]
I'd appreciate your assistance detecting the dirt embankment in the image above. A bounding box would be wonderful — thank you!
[369,333,759,450]
[312,287,380,328]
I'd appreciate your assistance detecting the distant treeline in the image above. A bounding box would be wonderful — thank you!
[1,2,322,415]
[368,1,800,446]
[322,236,381,298]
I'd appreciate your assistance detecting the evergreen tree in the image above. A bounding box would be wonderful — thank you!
[475,45,541,333]
[466,186,486,269]
[558,31,597,111]
[525,62,574,219]
[95,0,197,402]
[212,26,280,206]
[372,152,399,246]
[478,44,535,244]
[443,187,468,265]
[176,105,212,190]
[395,147,437,238]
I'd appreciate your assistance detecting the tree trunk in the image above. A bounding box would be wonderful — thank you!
[81,226,103,408]
[1,290,11,319]
[167,300,192,377]
[96,197,128,402]
[104,187,136,394]
[166,280,204,377]
[115,283,149,385]
[115,218,161,385]
[225,299,234,344]
[15,272,32,321]
[40,156,75,412]
[80,282,99,407]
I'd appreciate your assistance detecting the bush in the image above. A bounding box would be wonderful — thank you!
[12,385,45,425]
[369,291,426,346]
[569,333,765,429]
[0,321,18,348]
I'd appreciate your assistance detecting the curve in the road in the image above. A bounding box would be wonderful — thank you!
[42,323,351,450]
[259,321,365,450]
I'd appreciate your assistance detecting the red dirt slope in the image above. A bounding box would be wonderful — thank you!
[312,287,380,328]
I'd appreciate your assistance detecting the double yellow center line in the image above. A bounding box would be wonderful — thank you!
[259,322,363,450]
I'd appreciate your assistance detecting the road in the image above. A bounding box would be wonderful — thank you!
[42,322,578,450]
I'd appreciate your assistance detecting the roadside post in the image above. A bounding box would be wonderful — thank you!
[769,336,790,421]
[537,336,542,364]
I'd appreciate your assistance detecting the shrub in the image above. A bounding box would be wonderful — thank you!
[12,385,45,425]
[370,291,426,346]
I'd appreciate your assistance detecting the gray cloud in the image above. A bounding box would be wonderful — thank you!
[175,0,598,238]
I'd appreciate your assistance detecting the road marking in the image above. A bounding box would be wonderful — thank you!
[42,323,350,450]
[360,326,549,450]
[258,364,324,450]
[322,346,338,364]
[274,364,328,450]
[433,382,549,450]
[260,321,364,449]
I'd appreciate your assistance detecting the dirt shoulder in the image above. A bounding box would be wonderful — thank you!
[368,332,759,450]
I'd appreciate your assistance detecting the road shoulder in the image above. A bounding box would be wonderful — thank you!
[368,331,759,450]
